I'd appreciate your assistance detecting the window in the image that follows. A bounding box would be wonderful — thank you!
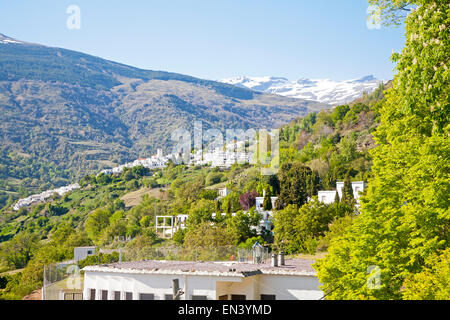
[191,295,208,300]
[125,292,133,300]
[260,294,276,300]
[139,293,154,300]
[164,294,173,300]
[218,295,228,300]
[64,292,83,300]
[231,295,246,300]
[87,250,93,254]
[101,290,108,300]
[89,289,96,300]
[113,291,121,300]
[322,196,326,202]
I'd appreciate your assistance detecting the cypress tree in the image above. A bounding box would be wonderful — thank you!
[263,189,272,211]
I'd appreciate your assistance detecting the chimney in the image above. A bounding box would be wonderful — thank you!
[278,251,285,266]
[271,253,278,267]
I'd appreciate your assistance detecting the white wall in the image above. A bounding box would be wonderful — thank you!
[83,271,241,300]
[317,191,337,204]
[83,271,322,300]
[258,275,322,300]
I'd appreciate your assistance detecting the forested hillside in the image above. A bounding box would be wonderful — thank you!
[0,78,387,299]
[0,34,326,208]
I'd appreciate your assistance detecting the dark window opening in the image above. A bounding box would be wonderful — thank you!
[139,293,155,300]
[89,289,96,300]
[101,290,108,300]
[114,291,121,300]
[261,294,276,300]
[231,295,246,300]
[125,292,133,300]
[191,295,208,300]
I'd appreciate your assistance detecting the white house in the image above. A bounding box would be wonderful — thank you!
[82,258,322,300]
[218,187,231,199]
[318,181,366,206]
[74,246,97,261]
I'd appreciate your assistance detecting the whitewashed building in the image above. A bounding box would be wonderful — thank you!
[318,181,366,206]
[74,246,97,262]
[82,258,322,300]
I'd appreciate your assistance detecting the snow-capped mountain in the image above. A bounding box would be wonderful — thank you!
[220,75,383,106]
[0,33,24,45]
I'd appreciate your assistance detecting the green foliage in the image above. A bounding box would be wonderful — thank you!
[221,192,241,213]
[238,236,267,250]
[186,199,216,226]
[77,252,120,269]
[0,232,39,269]
[402,248,450,300]
[274,200,347,254]
[85,208,111,242]
[315,2,449,299]
[276,162,319,209]
[172,228,187,245]
[226,210,260,243]
[262,190,272,211]
[184,222,238,248]
[341,173,355,206]
[205,172,224,186]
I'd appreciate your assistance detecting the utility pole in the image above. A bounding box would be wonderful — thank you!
[154,200,157,233]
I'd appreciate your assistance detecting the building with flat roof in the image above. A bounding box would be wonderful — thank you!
[82,258,322,300]
[318,181,366,206]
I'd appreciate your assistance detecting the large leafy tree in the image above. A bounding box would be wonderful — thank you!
[276,162,316,209]
[315,1,449,299]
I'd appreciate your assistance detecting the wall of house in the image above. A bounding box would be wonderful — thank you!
[257,275,323,300]
[83,271,242,300]
[317,191,337,204]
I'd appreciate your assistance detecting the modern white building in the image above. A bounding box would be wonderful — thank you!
[318,181,366,206]
[82,258,322,300]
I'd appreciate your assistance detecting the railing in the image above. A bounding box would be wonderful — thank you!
[120,245,271,264]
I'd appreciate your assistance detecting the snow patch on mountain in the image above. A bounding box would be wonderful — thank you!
[220,75,384,106]
[0,33,24,45]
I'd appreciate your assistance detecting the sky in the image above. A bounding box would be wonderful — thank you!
[0,0,406,81]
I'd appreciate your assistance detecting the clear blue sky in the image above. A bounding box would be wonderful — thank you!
[0,0,405,81]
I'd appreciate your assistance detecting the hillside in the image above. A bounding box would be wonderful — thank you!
[0,33,327,207]
[0,81,394,300]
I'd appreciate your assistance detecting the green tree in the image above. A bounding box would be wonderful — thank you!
[276,162,313,209]
[315,1,450,299]
[0,233,40,269]
[186,199,216,226]
[262,189,272,211]
[85,208,111,242]
[226,210,260,243]
[402,248,450,300]
[184,222,238,248]
[340,173,355,206]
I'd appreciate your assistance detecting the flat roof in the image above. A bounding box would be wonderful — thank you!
[82,259,317,277]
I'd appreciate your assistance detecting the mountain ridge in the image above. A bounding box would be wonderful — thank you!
[220,75,384,106]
